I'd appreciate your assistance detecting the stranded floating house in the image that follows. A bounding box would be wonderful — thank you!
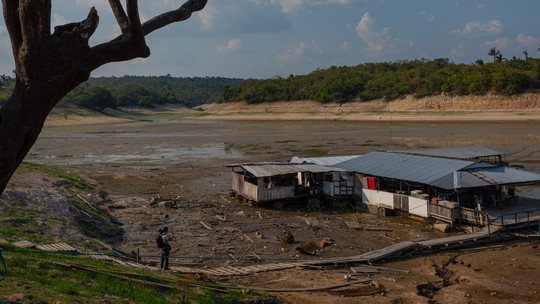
[227,161,355,208]
[228,146,540,227]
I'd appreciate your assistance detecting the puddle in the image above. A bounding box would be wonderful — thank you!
[28,143,243,165]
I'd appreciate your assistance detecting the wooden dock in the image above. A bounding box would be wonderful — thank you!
[21,215,536,278]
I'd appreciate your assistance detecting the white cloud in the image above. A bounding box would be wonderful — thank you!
[52,13,67,28]
[450,46,464,58]
[484,37,511,49]
[248,0,353,14]
[341,41,351,52]
[452,20,503,37]
[104,24,122,40]
[75,0,109,10]
[217,38,243,53]
[198,2,218,29]
[515,33,537,46]
[278,42,306,64]
[355,12,395,57]
[278,40,321,65]
[271,0,303,13]
[421,11,434,22]
[0,25,7,46]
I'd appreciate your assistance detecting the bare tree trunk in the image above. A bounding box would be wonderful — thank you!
[0,0,208,194]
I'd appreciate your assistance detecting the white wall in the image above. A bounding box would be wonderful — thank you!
[362,189,429,218]
[362,189,394,209]
[408,196,429,218]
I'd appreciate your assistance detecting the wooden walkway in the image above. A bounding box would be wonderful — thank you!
[25,222,527,278]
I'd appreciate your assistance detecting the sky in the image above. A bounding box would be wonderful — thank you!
[0,0,539,79]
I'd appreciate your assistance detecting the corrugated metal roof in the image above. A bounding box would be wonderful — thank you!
[241,163,344,178]
[470,166,540,186]
[430,166,540,189]
[291,155,361,166]
[335,152,540,190]
[334,152,476,187]
[395,145,505,160]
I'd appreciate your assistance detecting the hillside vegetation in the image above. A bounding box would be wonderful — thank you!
[2,57,540,111]
[224,58,540,103]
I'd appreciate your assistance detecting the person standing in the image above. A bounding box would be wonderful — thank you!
[157,227,171,270]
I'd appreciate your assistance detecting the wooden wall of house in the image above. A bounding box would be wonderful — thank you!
[259,186,295,202]
[231,172,296,202]
[231,172,259,201]
[354,173,364,196]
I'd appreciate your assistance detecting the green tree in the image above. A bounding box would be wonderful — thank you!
[74,87,116,112]
[488,47,500,62]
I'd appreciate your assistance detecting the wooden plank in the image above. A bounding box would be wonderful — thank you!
[228,266,251,275]
[344,221,363,229]
[360,241,417,260]
[350,265,380,274]
[199,221,214,231]
[364,226,393,232]
[418,233,490,247]
[12,240,35,248]
[37,243,79,252]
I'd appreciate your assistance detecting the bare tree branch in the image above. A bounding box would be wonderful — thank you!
[108,0,129,35]
[2,1,22,65]
[86,0,207,71]
[126,0,144,42]
[52,7,99,40]
[141,0,208,36]
[16,0,53,80]
[19,0,52,47]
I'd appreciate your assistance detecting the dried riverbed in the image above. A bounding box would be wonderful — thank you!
[5,114,540,303]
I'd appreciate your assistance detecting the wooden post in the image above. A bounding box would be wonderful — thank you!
[137,248,140,263]
[486,214,491,235]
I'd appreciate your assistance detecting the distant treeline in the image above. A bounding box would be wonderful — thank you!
[61,75,243,111]
[0,74,243,111]
[1,57,540,111]
[224,57,540,103]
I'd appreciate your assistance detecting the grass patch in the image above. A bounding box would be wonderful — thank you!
[68,196,124,242]
[17,162,93,190]
[0,203,51,243]
[227,143,278,156]
[0,248,268,303]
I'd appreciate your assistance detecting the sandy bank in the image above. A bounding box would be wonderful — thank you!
[200,94,540,121]
[43,94,540,126]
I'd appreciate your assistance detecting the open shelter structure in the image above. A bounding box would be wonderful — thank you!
[228,162,353,208]
[229,146,540,228]
[334,146,540,226]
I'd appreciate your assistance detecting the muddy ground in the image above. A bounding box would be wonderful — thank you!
[4,114,540,303]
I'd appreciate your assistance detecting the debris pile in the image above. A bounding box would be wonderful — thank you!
[296,238,336,255]
[274,230,294,244]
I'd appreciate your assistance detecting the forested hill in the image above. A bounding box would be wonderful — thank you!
[224,57,540,103]
[2,57,540,112]
[62,75,243,109]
